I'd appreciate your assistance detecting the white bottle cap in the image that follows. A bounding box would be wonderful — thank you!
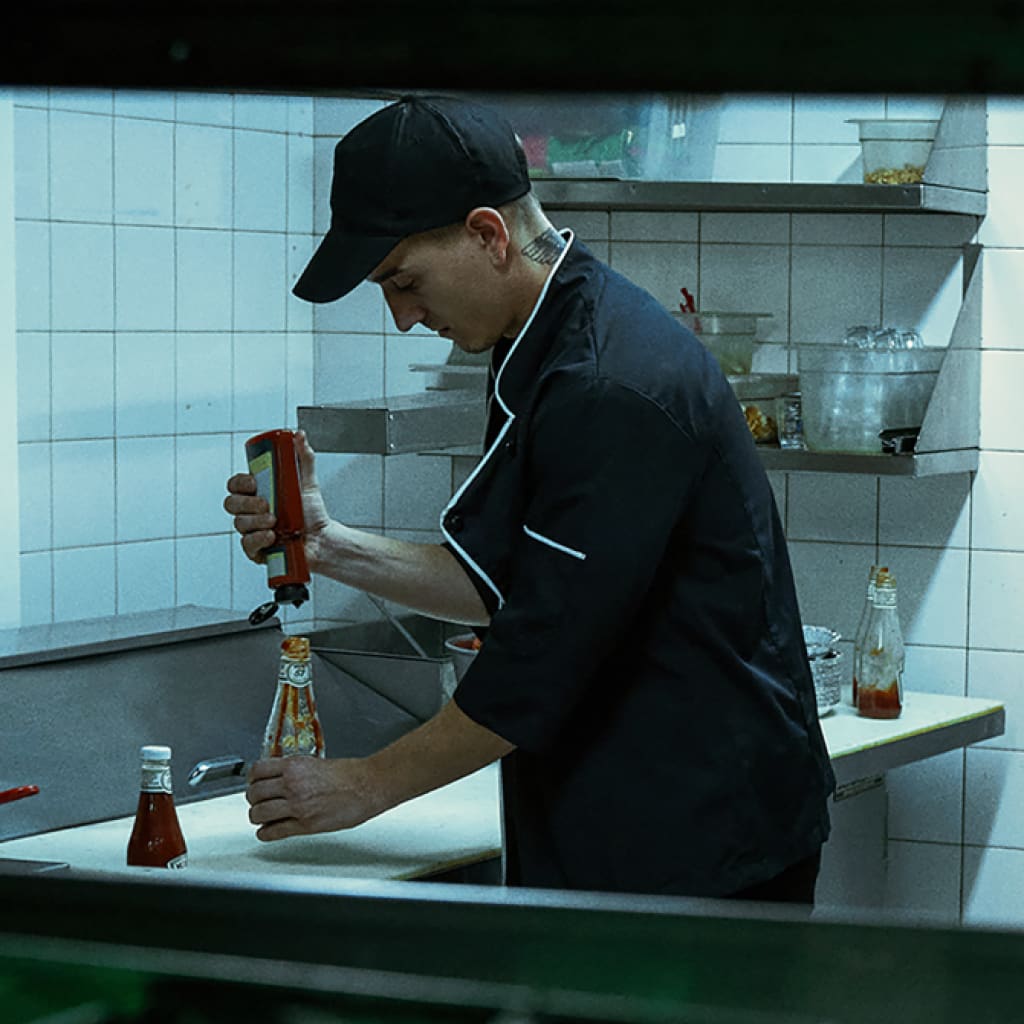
[140,744,172,761]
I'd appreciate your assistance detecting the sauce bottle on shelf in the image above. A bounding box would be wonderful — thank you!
[851,564,880,706]
[855,567,905,720]
[126,745,188,869]
[262,636,326,759]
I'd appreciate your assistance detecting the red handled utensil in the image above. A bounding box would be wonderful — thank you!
[0,785,39,805]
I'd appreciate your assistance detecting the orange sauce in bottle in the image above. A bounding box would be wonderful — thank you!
[856,680,902,720]
[126,745,188,869]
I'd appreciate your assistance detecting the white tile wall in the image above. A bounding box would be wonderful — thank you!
[11,89,322,624]
[14,107,49,220]
[233,130,288,232]
[51,223,114,330]
[233,232,287,331]
[607,241,699,312]
[980,248,1024,349]
[177,333,232,433]
[383,455,457,531]
[177,534,233,609]
[14,221,50,330]
[116,436,176,541]
[879,473,971,549]
[787,473,877,545]
[116,539,175,614]
[115,332,176,436]
[175,433,233,537]
[113,90,176,122]
[230,332,288,431]
[51,332,114,439]
[53,545,115,619]
[970,649,1024,748]
[51,439,115,548]
[49,111,112,222]
[114,119,174,224]
[882,246,963,347]
[114,226,176,330]
[18,442,51,552]
[886,841,963,923]
[964,846,1024,927]
[791,245,883,343]
[317,453,384,528]
[19,551,52,626]
[888,749,964,843]
[174,124,233,228]
[176,228,233,331]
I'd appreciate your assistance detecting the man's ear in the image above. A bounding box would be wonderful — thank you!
[464,207,511,265]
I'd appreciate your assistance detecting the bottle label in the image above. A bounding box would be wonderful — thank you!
[140,765,173,794]
[281,659,311,687]
[166,853,188,869]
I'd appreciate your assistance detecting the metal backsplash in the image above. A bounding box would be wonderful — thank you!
[0,607,442,842]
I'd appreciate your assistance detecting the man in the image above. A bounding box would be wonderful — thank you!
[225,94,835,903]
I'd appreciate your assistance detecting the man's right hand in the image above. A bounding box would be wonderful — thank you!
[223,429,332,567]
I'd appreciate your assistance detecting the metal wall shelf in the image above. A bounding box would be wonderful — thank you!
[757,447,979,477]
[297,392,485,455]
[532,179,987,217]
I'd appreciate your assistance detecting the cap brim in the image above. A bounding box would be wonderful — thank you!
[292,230,403,304]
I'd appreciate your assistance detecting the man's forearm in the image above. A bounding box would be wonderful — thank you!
[309,521,490,626]
[365,697,514,814]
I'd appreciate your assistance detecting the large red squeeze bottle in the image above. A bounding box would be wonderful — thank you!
[126,745,188,869]
[245,429,311,625]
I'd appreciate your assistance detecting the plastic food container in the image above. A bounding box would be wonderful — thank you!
[797,344,945,454]
[731,373,798,446]
[849,119,939,184]
[674,311,771,376]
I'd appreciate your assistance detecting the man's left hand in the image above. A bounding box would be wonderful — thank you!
[246,756,381,841]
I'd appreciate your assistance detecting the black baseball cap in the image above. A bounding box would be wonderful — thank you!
[293,95,531,304]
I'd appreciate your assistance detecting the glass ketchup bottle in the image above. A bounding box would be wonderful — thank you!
[855,568,905,720]
[851,564,880,707]
[262,636,326,759]
[126,745,188,869]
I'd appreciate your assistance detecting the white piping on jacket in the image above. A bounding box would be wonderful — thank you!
[522,524,587,561]
[439,230,576,611]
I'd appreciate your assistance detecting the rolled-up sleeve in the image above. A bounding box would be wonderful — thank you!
[453,369,710,751]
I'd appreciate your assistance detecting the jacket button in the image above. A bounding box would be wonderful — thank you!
[445,513,464,534]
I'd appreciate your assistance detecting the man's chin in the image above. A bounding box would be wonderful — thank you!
[451,335,499,354]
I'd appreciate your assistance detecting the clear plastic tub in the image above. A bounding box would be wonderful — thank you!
[848,119,938,184]
[797,344,945,454]
[460,93,722,180]
[673,311,771,376]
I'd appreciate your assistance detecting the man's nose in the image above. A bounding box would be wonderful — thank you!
[384,292,425,333]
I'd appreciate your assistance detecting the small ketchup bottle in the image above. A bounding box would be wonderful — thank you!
[127,745,188,869]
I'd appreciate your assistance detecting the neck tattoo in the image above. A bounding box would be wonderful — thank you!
[521,229,566,266]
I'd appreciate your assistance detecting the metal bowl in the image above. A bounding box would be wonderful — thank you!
[810,650,844,716]
[802,624,840,660]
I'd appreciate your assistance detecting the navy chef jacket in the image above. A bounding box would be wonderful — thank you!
[443,233,835,897]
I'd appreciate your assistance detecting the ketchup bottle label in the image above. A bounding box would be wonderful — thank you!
[140,764,173,794]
